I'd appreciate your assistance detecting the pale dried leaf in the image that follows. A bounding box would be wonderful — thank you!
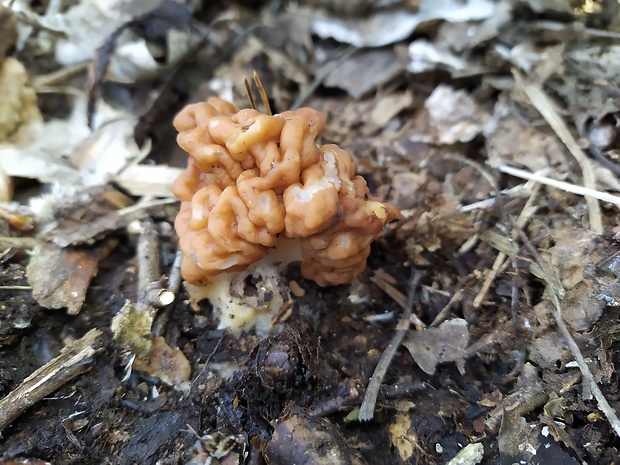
[567,45,620,81]
[485,94,567,172]
[115,165,184,197]
[0,164,11,202]
[53,0,153,66]
[312,0,499,48]
[324,48,403,99]
[425,85,485,144]
[388,412,415,461]
[0,96,143,187]
[363,91,414,135]
[402,318,470,375]
[105,28,201,83]
[528,331,570,370]
[407,39,469,74]
[0,57,41,140]
[133,336,191,386]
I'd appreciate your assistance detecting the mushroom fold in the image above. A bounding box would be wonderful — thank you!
[173,97,399,287]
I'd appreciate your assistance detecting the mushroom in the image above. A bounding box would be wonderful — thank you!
[173,97,399,333]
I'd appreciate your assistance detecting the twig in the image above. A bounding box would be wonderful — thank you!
[498,165,620,206]
[532,20,620,39]
[552,300,620,437]
[517,74,603,234]
[370,271,426,330]
[118,198,178,217]
[445,153,500,192]
[588,144,620,177]
[0,328,104,435]
[459,183,531,212]
[358,269,422,421]
[473,183,541,308]
[152,247,183,337]
[32,62,88,88]
[135,219,171,316]
[191,335,224,389]
[168,247,184,294]
[430,290,464,327]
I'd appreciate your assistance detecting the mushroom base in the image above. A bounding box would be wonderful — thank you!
[184,238,301,336]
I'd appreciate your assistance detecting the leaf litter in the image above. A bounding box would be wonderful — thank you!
[1,0,620,464]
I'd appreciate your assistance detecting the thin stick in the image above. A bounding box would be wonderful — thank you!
[430,290,464,327]
[152,247,183,337]
[514,225,620,437]
[244,75,257,111]
[517,74,603,234]
[0,328,104,435]
[253,71,272,116]
[498,165,620,206]
[168,247,184,294]
[134,219,174,336]
[370,274,426,330]
[552,300,620,437]
[459,183,530,212]
[358,269,422,421]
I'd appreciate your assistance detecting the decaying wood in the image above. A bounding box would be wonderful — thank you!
[135,218,173,314]
[0,328,104,435]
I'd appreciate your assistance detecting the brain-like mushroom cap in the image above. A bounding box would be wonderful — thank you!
[173,97,399,286]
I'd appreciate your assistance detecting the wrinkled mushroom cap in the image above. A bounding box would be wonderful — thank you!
[173,97,399,286]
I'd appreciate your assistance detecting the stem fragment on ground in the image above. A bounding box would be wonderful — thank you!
[0,328,104,435]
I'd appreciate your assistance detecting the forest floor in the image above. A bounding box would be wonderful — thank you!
[1,1,620,464]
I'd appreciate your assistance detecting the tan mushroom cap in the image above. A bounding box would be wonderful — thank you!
[172,97,399,286]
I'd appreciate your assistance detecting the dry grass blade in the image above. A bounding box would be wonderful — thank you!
[253,71,272,116]
[244,75,257,111]
[516,73,603,234]
[498,165,620,206]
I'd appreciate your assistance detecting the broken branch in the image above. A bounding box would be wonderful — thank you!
[0,328,104,435]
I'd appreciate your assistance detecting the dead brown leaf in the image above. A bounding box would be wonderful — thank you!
[402,318,469,375]
[27,240,115,315]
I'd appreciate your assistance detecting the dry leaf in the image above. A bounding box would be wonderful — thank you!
[388,412,415,462]
[312,0,499,48]
[324,48,403,99]
[133,336,191,386]
[111,300,154,359]
[27,241,114,315]
[0,57,41,140]
[0,96,144,187]
[402,318,470,375]
[424,85,486,145]
[528,331,570,370]
[485,93,567,172]
[407,39,469,74]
